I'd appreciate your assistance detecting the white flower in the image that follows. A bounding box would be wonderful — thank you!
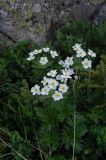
[76,48,86,58]
[27,56,35,61]
[72,43,82,51]
[31,85,40,95]
[47,70,57,77]
[56,74,68,83]
[52,91,63,101]
[68,68,75,75]
[50,50,58,58]
[82,58,92,69]
[39,57,48,65]
[62,68,72,79]
[43,48,50,52]
[33,49,42,55]
[74,75,78,80]
[60,76,68,83]
[59,60,64,66]
[41,77,49,85]
[27,49,43,60]
[38,49,43,53]
[27,52,35,61]
[59,57,74,68]
[56,74,61,81]
[29,52,35,56]
[41,86,50,95]
[65,57,74,67]
[48,79,59,90]
[88,49,96,57]
[59,84,68,93]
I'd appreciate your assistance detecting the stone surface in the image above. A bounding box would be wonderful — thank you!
[93,2,106,25]
[0,33,14,50]
[0,0,106,46]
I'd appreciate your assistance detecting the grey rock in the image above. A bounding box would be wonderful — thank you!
[33,4,42,13]
[0,0,106,47]
[94,2,106,25]
[0,33,14,50]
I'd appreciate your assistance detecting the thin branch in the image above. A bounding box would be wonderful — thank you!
[0,137,28,160]
[0,153,12,158]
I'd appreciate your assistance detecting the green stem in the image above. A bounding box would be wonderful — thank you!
[33,126,44,160]
[49,125,52,157]
[72,80,76,160]
[72,102,76,160]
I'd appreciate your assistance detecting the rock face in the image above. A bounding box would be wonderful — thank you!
[0,0,106,46]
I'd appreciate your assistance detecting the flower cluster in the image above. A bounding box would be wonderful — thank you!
[31,75,69,101]
[27,44,96,101]
[72,43,96,69]
[30,67,70,101]
[27,47,58,65]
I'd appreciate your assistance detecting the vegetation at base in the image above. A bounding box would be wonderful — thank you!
[0,20,106,160]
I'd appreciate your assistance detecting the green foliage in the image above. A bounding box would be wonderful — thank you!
[0,21,106,160]
[62,114,87,153]
[55,20,106,59]
[48,155,66,160]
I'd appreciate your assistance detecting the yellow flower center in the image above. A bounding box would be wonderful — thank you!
[51,82,55,86]
[62,86,65,90]
[85,62,88,65]
[56,93,61,97]
[35,89,38,92]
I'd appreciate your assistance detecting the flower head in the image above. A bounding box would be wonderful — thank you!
[48,79,59,90]
[56,74,61,81]
[56,74,68,83]
[39,57,48,65]
[72,43,82,51]
[76,48,86,58]
[67,68,74,75]
[82,58,92,69]
[47,70,57,77]
[59,84,68,93]
[27,52,35,61]
[31,85,40,95]
[59,60,64,66]
[65,57,74,67]
[41,86,50,95]
[32,49,42,55]
[52,91,63,101]
[74,75,79,80]
[43,48,50,52]
[88,49,96,57]
[62,68,72,79]
[41,76,49,85]
[50,51,58,58]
